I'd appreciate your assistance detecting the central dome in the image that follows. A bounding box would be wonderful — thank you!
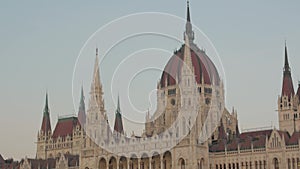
[160,2,220,88]
[160,44,220,88]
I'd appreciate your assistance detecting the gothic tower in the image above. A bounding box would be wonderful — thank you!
[36,93,52,159]
[86,48,109,143]
[278,43,300,135]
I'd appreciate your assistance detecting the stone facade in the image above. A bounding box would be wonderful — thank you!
[31,2,300,169]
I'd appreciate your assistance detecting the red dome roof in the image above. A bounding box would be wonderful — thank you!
[160,44,220,87]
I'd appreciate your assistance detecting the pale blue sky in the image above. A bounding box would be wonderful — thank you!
[0,1,300,160]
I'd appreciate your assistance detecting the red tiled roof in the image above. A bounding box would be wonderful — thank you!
[287,131,300,145]
[209,129,291,152]
[239,129,272,139]
[27,158,56,169]
[160,44,220,87]
[41,115,51,134]
[0,154,4,163]
[23,154,79,169]
[209,129,300,152]
[282,75,294,98]
[0,156,19,169]
[52,117,79,139]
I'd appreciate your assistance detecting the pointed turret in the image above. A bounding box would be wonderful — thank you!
[78,86,86,126]
[281,43,295,98]
[113,95,124,134]
[184,0,194,43]
[40,93,51,134]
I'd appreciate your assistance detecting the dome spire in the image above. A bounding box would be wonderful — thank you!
[184,0,194,43]
[187,0,191,22]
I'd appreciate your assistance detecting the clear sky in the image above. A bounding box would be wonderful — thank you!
[0,0,300,160]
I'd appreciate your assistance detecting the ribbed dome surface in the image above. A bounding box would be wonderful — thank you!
[160,44,220,88]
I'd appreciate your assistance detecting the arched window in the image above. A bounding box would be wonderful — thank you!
[273,158,279,169]
[178,158,185,169]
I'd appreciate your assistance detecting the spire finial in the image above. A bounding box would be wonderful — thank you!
[44,92,49,115]
[284,41,290,71]
[117,94,121,114]
[184,0,194,43]
[186,0,191,22]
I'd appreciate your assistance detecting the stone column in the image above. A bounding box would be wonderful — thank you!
[138,158,141,169]
[127,159,130,169]
[117,157,119,169]
[160,156,164,169]
[149,158,152,169]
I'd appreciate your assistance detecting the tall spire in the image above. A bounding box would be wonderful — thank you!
[281,42,295,97]
[184,0,194,43]
[89,48,104,110]
[78,86,86,126]
[284,41,290,72]
[91,48,101,92]
[44,93,49,115]
[187,0,191,22]
[114,95,124,134]
[40,92,51,134]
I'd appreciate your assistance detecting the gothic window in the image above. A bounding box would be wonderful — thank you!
[168,89,176,95]
[205,98,211,105]
[198,87,202,93]
[171,99,176,105]
[204,87,212,94]
[273,158,279,169]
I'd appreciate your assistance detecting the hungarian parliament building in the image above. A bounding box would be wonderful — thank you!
[11,2,300,169]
